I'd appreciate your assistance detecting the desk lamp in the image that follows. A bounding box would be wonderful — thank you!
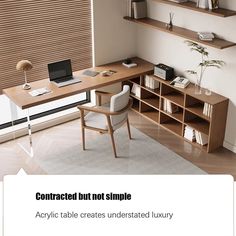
[16,60,33,90]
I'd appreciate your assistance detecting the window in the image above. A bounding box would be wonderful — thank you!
[0,1,92,130]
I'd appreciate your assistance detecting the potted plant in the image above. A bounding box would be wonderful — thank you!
[185,40,225,95]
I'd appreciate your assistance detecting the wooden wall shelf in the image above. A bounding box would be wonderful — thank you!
[152,0,236,18]
[123,75,229,152]
[124,16,236,49]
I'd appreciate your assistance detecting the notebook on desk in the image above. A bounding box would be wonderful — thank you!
[48,59,82,87]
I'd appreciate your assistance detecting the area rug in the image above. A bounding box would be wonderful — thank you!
[33,123,206,175]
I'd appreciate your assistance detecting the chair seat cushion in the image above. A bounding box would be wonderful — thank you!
[84,104,109,130]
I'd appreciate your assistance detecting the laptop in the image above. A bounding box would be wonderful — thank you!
[48,59,81,87]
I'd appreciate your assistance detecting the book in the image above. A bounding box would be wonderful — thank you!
[122,62,137,68]
[133,1,147,19]
[198,0,209,9]
[203,102,212,118]
[163,99,179,114]
[127,0,144,18]
[195,130,208,145]
[145,75,160,89]
[131,84,141,98]
[184,126,196,142]
[208,0,213,10]
[29,87,51,97]
[198,32,214,41]
[170,76,190,88]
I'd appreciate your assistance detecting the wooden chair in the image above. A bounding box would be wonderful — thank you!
[77,85,133,158]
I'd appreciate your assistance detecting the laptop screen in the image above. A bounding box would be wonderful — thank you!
[48,59,72,81]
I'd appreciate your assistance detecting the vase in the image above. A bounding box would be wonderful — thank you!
[193,74,202,95]
[205,88,212,96]
[194,83,202,95]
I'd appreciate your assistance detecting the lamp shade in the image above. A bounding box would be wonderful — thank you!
[16,60,33,71]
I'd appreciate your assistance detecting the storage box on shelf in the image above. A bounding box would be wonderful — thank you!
[124,74,229,152]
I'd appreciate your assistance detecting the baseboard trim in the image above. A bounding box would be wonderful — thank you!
[0,109,81,144]
[223,141,236,154]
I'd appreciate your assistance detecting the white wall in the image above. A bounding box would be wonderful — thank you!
[135,0,236,152]
[92,0,137,103]
[93,0,136,66]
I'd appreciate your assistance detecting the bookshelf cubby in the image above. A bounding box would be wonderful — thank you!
[124,74,229,152]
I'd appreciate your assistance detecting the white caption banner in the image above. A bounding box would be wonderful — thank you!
[3,175,234,236]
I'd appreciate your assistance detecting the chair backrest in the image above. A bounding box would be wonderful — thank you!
[110,85,130,130]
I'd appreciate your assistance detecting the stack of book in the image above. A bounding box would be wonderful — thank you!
[131,84,141,98]
[197,32,215,41]
[163,99,179,114]
[127,0,146,18]
[170,77,190,89]
[195,130,208,146]
[184,126,196,142]
[145,75,160,89]
[203,102,213,118]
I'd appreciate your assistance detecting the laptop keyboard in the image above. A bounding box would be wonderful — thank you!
[56,77,73,83]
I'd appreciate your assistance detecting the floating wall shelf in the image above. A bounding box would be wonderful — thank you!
[152,0,236,18]
[124,16,236,49]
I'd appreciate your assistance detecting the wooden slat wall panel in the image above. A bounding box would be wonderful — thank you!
[0,0,92,94]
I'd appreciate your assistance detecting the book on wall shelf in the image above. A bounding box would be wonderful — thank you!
[198,32,215,41]
[127,0,145,18]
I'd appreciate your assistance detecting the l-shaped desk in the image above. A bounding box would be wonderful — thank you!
[3,57,154,156]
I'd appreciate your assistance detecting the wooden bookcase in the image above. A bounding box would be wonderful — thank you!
[123,75,229,152]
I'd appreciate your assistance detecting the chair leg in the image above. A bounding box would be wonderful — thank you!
[80,109,85,150]
[82,127,85,150]
[109,131,117,158]
[127,118,132,140]
[106,115,117,158]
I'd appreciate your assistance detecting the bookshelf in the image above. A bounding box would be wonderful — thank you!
[124,17,236,49]
[152,0,236,17]
[124,75,229,152]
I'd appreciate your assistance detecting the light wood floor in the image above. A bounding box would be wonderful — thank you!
[129,111,236,179]
[1,110,236,180]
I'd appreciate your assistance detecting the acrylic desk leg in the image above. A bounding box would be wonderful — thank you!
[9,100,17,140]
[18,109,34,157]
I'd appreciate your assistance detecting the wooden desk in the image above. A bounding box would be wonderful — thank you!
[3,57,154,157]
[3,57,154,109]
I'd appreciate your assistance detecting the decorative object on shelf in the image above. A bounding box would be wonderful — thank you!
[154,63,174,80]
[16,60,33,90]
[197,31,214,41]
[185,40,225,95]
[211,0,219,9]
[166,12,174,30]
